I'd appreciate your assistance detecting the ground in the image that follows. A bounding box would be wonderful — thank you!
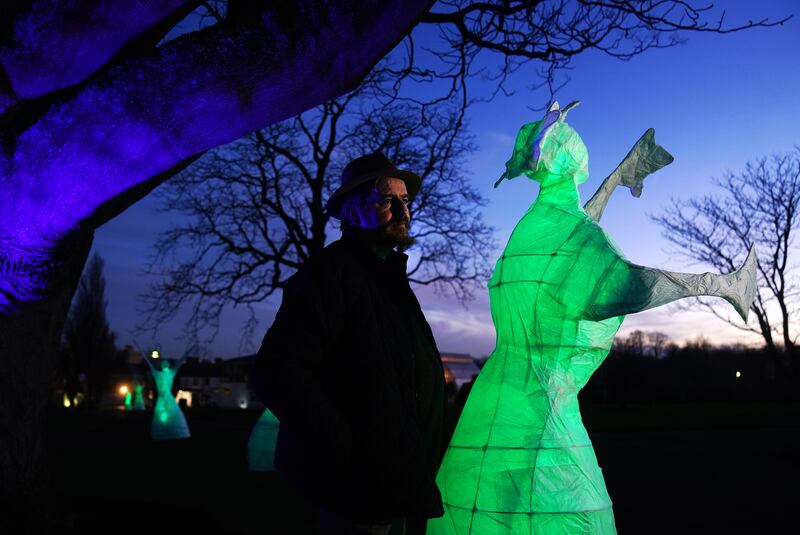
[46,403,800,534]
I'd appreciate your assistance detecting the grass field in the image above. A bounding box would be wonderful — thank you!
[44,403,800,534]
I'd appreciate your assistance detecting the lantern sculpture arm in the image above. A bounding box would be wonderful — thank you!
[583,129,674,223]
[587,245,758,323]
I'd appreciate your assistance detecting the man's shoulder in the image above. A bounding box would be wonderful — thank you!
[288,240,357,284]
[311,239,358,268]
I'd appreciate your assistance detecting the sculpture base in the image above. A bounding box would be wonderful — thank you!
[429,503,616,534]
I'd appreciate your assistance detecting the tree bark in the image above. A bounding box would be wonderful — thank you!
[0,1,202,105]
[0,225,93,529]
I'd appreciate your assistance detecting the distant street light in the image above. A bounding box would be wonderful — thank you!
[735,371,742,378]
[119,385,129,395]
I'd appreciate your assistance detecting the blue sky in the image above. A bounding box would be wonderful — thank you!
[93,1,799,359]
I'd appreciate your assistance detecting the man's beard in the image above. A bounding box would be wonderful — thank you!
[365,218,415,250]
[384,218,415,249]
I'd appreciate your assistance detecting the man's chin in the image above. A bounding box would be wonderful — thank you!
[393,234,415,249]
[383,224,414,249]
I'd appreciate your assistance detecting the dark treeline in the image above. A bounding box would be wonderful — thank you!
[579,330,798,405]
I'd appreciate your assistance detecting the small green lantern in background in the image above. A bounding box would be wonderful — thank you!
[143,351,191,441]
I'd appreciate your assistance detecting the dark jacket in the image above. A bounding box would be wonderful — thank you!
[252,234,446,521]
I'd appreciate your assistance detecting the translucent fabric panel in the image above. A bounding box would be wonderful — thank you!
[431,115,624,535]
[150,366,190,441]
[248,408,280,472]
[430,107,754,534]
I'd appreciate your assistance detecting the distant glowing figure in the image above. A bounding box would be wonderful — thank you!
[144,352,190,441]
[429,102,757,534]
[247,408,280,472]
[133,383,146,411]
[124,391,132,411]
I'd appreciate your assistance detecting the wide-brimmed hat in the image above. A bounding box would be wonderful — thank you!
[326,152,421,220]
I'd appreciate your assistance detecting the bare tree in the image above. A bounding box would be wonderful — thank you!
[653,148,800,358]
[647,331,671,359]
[624,330,647,357]
[138,68,494,349]
[61,254,118,408]
[613,330,672,358]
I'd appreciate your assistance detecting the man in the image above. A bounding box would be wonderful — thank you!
[253,152,447,534]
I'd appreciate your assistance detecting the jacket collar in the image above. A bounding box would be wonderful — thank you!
[339,232,409,275]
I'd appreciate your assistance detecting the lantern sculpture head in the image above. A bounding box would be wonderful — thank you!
[495,100,588,188]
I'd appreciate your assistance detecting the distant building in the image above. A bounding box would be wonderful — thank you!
[57,347,263,411]
[440,352,482,389]
[58,346,486,410]
[175,355,263,409]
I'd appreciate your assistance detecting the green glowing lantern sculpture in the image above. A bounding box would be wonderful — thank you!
[124,391,132,411]
[247,408,280,472]
[144,354,190,441]
[428,102,757,534]
[133,383,146,411]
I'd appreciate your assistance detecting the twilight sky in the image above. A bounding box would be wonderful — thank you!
[92,1,799,359]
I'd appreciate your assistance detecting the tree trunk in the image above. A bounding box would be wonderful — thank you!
[0,226,93,530]
[752,305,776,351]
[777,296,795,352]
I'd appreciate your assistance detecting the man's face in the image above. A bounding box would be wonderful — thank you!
[355,177,414,248]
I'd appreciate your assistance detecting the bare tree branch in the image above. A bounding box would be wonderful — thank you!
[415,1,790,108]
[652,148,800,353]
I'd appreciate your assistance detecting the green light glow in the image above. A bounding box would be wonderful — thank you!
[150,364,190,441]
[133,384,146,411]
[430,115,617,534]
[429,105,756,534]
[124,391,132,411]
[247,408,280,472]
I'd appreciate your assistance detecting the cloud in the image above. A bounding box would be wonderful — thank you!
[426,312,496,358]
[487,131,515,145]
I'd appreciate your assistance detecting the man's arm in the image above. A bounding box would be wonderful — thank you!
[252,264,351,455]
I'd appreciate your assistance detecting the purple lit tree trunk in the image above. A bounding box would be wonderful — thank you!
[0,0,433,521]
[0,226,93,519]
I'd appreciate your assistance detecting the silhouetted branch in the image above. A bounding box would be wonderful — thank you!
[416,1,791,108]
[653,148,800,352]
